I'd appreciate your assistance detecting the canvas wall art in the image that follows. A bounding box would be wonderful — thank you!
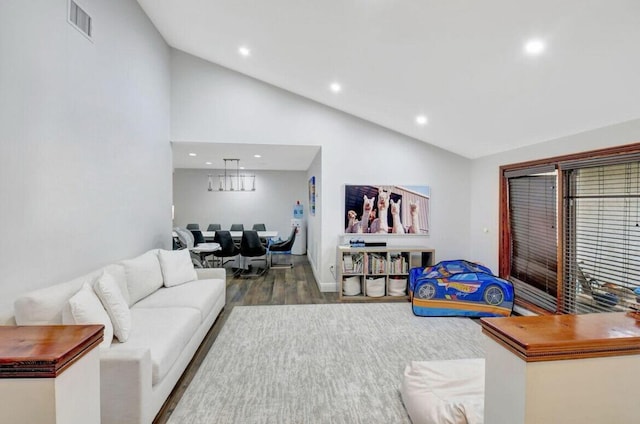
[344,185,430,235]
[309,176,316,216]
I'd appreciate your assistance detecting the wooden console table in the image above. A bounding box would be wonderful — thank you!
[480,313,640,423]
[0,325,103,424]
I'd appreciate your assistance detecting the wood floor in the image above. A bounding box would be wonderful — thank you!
[153,255,339,423]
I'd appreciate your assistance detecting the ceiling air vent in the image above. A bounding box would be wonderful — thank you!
[68,0,92,39]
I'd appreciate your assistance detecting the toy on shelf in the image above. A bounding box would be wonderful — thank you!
[409,260,514,318]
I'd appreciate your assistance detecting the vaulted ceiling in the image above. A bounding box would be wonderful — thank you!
[139,0,640,159]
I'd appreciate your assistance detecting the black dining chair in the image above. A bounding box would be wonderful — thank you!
[268,227,297,268]
[207,223,222,231]
[186,223,200,230]
[239,230,268,277]
[189,229,206,245]
[189,229,216,267]
[229,224,244,247]
[252,223,267,246]
[212,230,240,267]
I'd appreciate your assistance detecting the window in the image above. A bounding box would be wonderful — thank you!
[562,159,640,313]
[453,273,479,282]
[500,144,640,314]
[503,166,558,312]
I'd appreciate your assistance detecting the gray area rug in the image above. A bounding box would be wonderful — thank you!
[168,303,485,424]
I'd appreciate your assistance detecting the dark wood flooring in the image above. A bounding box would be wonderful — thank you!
[153,255,339,423]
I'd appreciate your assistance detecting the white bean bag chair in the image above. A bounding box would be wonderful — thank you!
[400,358,485,424]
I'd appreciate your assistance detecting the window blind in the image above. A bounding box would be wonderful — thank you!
[562,162,640,314]
[508,173,558,311]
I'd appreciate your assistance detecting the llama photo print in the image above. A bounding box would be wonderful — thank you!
[344,185,430,235]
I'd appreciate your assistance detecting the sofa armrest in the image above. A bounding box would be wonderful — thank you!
[100,348,153,424]
[195,268,226,281]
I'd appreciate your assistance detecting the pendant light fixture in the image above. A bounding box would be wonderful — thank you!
[210,159,256,192]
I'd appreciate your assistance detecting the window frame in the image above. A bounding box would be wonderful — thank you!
[499,142,640,314]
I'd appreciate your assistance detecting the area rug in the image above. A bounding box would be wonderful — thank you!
[168,303,485,424]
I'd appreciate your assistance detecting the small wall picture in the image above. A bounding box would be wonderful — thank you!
[309,176,316,216]
[344,185,430,235]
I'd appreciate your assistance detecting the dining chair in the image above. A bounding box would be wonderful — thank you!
[212,230,240,267]
[239,230,268,277]
[189,229,217,267]
[207,223,222,231]
[252,223,267,246]
[268,227,297,268]
[173,227,204,268]
[230,224,244,231]
[186,223,200,230]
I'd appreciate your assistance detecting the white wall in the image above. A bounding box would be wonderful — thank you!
[0,0,171,317]
[469,119,640,273]
[171,49,472,290]
[173,168,308,237]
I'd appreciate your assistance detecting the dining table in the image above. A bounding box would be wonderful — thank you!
[202,230,279,242]
[172,230,279,268]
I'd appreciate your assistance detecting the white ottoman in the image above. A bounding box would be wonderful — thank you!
[400,358,485,424]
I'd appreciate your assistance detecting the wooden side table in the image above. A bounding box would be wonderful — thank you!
[0,325,103,424]
[481,313,640,424]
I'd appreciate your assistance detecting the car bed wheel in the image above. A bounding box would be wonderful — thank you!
[483,285,504,306]
[417,282,437,299]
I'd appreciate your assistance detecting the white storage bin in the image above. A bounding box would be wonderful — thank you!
[366,277,386,297]
[388,277,407,296]
[343,276,362,296]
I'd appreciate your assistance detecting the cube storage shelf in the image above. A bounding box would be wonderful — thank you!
[337,246,435,301]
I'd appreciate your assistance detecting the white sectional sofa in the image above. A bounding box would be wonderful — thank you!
[9,249,226,424]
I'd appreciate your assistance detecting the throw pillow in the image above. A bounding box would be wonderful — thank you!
[121,250,163,306]
[158,249,197,287]
[63,282,114,349]
[94,270,132,342]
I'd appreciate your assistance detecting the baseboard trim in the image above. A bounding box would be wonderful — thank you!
[307,254,338,292]
[318,281,337,292]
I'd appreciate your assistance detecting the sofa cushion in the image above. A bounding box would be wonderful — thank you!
[121,250,163,306]
[158,249,197,287]
[134,278,225,322]
[62,282,114,349]
[400,358,485,424]
[111,307,200,385]
[14,264,126,325]
[94,270,132,342]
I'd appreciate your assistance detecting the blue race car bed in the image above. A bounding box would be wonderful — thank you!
[409,260,514,317]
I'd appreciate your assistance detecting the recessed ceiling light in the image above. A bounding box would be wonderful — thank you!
[415,115,428,126]
[330,82,342,93]
[254,154,261,158]
[188,152,197,157]
[524,39,545,56]
[205,161,212,165]
[238,46,251,57]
